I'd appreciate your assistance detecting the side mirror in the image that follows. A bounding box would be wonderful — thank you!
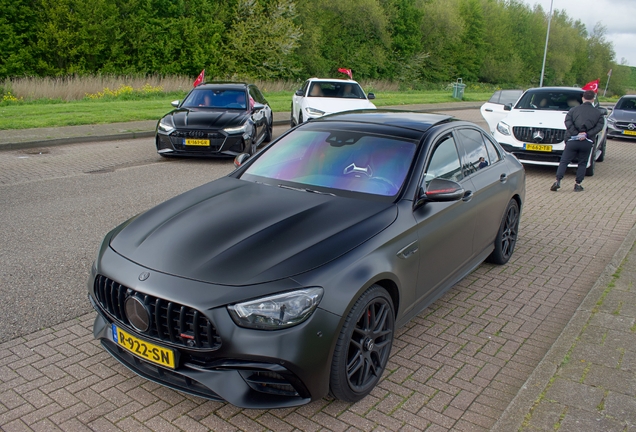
[252,102,265,112]
[367,93,376,100]
[598,107,608,116]
[295,89,304,97]
[171,100,180,108]
[504,103,512,111]
[234,153,251,168]
[418,178,465,204]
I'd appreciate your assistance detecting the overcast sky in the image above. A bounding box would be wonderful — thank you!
[519,0,636,67]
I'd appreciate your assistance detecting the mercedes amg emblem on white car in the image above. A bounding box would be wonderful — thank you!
[532,130,544,142]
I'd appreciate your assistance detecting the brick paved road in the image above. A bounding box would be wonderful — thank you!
[2,112,636,431]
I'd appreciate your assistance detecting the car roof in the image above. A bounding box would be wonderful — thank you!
[195,82,249,90]
[524,87,583,92]
[618,95,636,100]
[308,78,358,84]
[312,110,456,133]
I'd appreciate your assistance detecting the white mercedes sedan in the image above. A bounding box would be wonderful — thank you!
[291,78,376,126]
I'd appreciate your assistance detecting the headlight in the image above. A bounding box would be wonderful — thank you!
[227,288,324,330]
[607,117,616,125]
[496,121,511,136]
[305,107,325,117]
[224,124,248,134]
[158,117,175,133]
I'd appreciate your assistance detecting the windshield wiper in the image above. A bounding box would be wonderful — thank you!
[277,184,335,196]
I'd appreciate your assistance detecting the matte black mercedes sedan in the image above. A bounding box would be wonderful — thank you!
[155,82,273,157]
[89,111,525,409]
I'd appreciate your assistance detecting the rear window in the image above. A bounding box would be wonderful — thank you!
[515,90,583,111]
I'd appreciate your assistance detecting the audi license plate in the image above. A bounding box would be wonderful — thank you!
[623,130,636,136]
[184,139,210,146]
[112,324,176,369]
[525,143,552,152]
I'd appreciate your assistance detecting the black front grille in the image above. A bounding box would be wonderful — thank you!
[513,127,566,144]
[94,275,221,350]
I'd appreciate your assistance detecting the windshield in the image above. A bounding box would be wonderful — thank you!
[241,129,417,197]
[515,90,583,111]
[308,82,366,99]
[616,97,636,111]
[182,89,247,109]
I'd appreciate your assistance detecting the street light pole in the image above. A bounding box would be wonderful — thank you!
[539,0,554,87]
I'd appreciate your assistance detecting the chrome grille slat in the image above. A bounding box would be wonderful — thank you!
[513,126,566,144]
[93,275,221,350]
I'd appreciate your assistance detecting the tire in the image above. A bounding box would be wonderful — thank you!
[330,285,395,402]
[290,103,296,127]
[597,136,606,162]
[486,199,520,265]
[585,152,595,176]
[263,119,273,143]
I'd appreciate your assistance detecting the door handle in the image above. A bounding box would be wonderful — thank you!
[397,241,419,259]
[485,108,493,112]
[462,190,474,202]
[500,173,507,183]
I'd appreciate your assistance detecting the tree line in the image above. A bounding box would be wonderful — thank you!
[0,0,631,93]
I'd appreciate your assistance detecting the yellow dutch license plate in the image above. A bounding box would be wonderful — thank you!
[525,143,552,152]
[184,139,210,146]
[623,130,636,136]
[113,325,176,369]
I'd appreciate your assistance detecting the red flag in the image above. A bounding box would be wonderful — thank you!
[193,69,205,87]
[338,68,352,79]
[582,79,599,93]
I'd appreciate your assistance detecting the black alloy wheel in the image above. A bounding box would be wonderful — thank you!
[330,285,394,402]
[487,199,520,265]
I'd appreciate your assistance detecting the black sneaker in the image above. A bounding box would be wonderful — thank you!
[574,184,584,192]
[550,182,561,191]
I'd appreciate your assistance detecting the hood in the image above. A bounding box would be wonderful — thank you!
[109,177,397,286]
[168,108,250,129]
[610,109,636,123]
[305,98,377,115]
[504,109,569,129]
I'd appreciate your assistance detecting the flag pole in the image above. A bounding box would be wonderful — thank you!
[603,69,612,97]
[539,0,554,87]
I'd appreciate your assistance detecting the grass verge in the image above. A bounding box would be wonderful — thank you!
[0,90,492,130]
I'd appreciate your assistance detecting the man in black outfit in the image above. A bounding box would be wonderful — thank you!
[550,90,604,192]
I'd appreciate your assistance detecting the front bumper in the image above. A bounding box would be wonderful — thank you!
[88,249,341,409]
[607,124,636,140]
[156,129,249,157]
[494,130,588,168]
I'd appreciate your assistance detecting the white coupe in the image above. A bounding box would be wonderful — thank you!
[481,87,608,176]
[291,78,376,126]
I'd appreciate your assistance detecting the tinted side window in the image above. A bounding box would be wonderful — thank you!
[249,86,266,104]
[483,133,501,164]
[456,128,490,175]
[423,135,463,187]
